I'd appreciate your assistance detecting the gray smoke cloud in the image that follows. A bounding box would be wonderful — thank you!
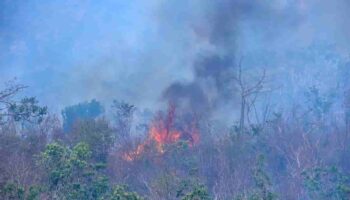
[160,0,305,119]
[1,0,350,117]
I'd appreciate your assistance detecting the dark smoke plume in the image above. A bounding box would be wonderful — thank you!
[161,0,303,118]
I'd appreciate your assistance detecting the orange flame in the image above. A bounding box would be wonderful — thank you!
[122,143,146,161]
[149,122,181,153]
[122,103,200,161]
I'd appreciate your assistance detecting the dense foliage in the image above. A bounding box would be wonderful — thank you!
[1,72,350,200]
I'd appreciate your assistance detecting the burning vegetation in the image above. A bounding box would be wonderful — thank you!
[4,0,350,199]
[122,103,200,161]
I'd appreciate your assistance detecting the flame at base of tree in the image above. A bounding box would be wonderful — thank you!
[122,103,200,161]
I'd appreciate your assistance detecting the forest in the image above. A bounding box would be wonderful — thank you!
[2,0,350,200]
[1,58,350,199]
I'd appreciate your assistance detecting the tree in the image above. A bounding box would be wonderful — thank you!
[0,122,49,198]
[181,184,211,200]
[304,86,334,124]
[235,155,277,200]
[338,61,350,137]
[0,183,40,200]
[39,142,109,199]
[302,166,350,200]
[70,118,114,163]
[111,100,136,142]
[62,99,104,132]
[108,185,143,200]
[0,80,47,125]
[250,155,277,200]
[233,59,267,134]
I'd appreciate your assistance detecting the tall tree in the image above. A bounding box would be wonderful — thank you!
[111,100,136,143]
[70,119,114,163]
[61,99,104,132]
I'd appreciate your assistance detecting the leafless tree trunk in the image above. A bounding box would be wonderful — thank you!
[234,58,266,133]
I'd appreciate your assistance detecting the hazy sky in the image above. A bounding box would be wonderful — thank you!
[1,0,349,113]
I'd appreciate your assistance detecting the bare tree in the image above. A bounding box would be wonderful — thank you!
[233,59,267,133]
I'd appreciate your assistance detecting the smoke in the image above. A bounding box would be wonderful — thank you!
[160,0,305,120]
[1,0,350,116]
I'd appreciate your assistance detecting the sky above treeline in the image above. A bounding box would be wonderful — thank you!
[1,0,350,113]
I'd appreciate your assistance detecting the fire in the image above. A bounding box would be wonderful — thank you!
[149,103,180,153]
[122,143,146,161]
[149,124,181,153]
[122,103,200,161]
